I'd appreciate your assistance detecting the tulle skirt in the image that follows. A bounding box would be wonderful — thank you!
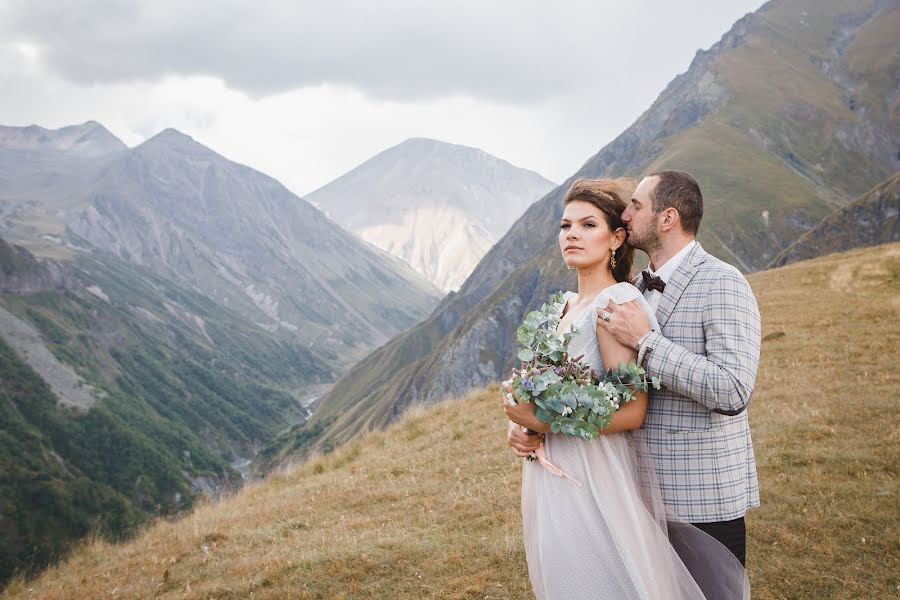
[521,431,749,600]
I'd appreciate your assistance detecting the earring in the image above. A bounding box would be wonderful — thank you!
[567,264,574,271]
[609,251,617,270]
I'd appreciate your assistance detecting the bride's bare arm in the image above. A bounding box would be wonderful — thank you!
[595,325,648,433]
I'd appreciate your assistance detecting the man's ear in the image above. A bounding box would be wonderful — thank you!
[659,208,681,232]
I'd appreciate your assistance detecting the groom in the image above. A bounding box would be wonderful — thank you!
[596,170,761,566]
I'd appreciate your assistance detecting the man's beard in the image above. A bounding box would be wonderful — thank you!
[626,225,662,255]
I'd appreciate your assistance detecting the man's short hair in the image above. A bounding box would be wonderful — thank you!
[647,170,703,235]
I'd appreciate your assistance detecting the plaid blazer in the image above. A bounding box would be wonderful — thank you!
[633,242,761,522]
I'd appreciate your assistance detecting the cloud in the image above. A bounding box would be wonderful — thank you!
[0,1,766,196]
[1,0,764,103]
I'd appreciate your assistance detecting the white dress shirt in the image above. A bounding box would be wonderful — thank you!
[642,240,697,311]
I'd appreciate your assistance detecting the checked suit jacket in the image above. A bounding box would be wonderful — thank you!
[633,242,761,523]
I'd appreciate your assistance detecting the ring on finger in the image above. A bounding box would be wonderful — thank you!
[599,311,611,322]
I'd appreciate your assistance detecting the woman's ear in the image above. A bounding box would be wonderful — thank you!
[612,227,626,249]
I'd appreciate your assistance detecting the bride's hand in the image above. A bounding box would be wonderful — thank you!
[501,381,552,433]
[507,421,543,457]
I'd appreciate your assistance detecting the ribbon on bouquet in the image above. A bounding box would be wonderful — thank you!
[530,434,582,487]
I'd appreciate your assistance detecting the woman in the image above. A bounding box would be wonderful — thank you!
[502,178,748,599]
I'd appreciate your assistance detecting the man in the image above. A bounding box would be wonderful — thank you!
[596,170,761,565]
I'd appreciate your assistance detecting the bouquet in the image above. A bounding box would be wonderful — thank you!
[503,292,661,473]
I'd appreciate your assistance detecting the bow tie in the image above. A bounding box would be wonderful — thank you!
[642,271,666,293]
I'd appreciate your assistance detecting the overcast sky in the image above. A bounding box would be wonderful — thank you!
[0,1,764,196]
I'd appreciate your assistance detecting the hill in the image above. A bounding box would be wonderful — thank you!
[277,0,900,459]
[3,242,897,599]
[307,138,555,292]
[771,171,899,266]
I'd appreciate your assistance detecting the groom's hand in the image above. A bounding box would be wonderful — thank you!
[596,300,651,350]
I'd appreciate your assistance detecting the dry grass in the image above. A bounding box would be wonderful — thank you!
[743,242,899,599]
[3,243,898,599]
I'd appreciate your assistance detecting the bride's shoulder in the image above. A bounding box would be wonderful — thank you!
[614,281,641,295]
[595,282,641,304]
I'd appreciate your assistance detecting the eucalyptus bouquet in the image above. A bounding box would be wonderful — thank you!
[504,292,661,441]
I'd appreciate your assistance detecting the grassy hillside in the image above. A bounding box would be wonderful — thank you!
[4,242,897,599]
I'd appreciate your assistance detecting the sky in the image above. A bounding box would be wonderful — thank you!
[0,1,765,197]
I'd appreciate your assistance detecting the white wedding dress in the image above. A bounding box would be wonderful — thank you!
[520,283,749,600]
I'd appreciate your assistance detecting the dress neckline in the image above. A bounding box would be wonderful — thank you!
[556,282,624,335]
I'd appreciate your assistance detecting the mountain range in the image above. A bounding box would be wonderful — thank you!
[0,122,447,583]
[0,116,561,583]
[1,124,441,367]
[269,0,900,460]
[307,138,555,292]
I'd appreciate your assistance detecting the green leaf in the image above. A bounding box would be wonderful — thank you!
[546,396,565,415]
[517,329,535,345]
[534,406,552,423]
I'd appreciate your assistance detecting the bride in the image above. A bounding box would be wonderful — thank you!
[502,178,748,599]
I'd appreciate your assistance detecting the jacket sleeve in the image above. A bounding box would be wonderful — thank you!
[642,269,761,415]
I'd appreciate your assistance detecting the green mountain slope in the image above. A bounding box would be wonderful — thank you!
[275,0,900,460]
[0,241,332,584]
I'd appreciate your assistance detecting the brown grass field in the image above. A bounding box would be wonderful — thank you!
[3,242,899,599]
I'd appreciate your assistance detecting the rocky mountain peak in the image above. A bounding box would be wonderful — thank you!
[136,128,208,156]
[0,120,126,157]
[307,138,555,292]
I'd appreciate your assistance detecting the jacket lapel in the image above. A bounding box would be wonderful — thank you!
[655,242,708,328]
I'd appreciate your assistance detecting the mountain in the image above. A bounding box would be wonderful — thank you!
[306,138,555,292]
[0,122,127,258]
[0,236,333,585]
[64,128,441,365]
[5,242,897,598]
[0,121,125,158]
[272,0,900,458]
[0,124,441,368]
[770,171,899,266]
